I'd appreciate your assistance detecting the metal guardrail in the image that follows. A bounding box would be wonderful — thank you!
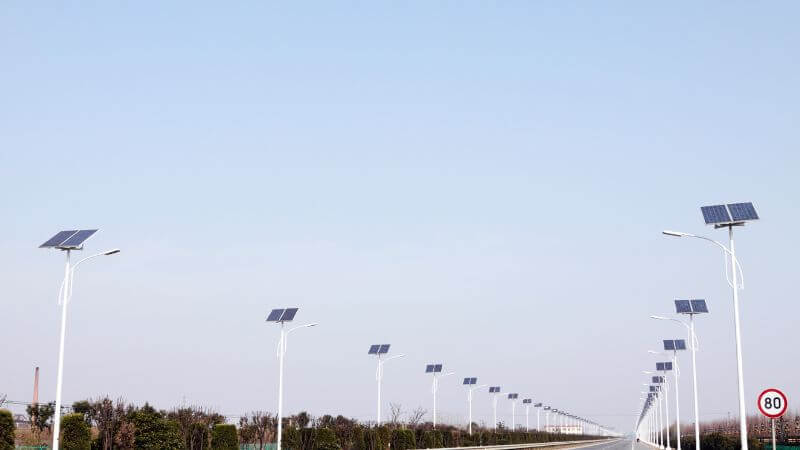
[436,438,614,450]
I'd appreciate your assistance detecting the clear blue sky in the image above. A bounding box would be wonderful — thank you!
[1,2,798,431]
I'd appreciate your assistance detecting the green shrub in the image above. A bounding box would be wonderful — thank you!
[62,413,91,450]
[352,426,366,450]
[0,410,14,450]
[314,427,340,450]
[283,426,301,450]
[391,429,415,450]
[130,406,185,449]
[210,424,238,450]
[421,430,442,448]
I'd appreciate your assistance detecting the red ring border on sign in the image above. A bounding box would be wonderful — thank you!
[757,388,788,419]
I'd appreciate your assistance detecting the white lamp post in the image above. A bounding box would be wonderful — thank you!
[267,308,317,450]
[664,201,758,450]
[369,345,403,425]
[489,387,501,430]
[523,399,532,431]
[40,229,119,450]
[427,365,454,428]
[507,393,519,430]
[463,378,485,435]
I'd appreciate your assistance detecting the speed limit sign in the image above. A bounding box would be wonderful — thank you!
[758,388,788,419]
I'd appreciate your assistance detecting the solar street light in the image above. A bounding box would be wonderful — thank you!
[488,386,501,430]
[507,393,519,430]
[522,399,532,432]
[653,300,707,450]
[664,202,758,450]
[426,364,453,428]
[267,308,317,450]
[534,403,542,431]
[40,229,119,450]
[370,344,403,424]
[462,377,484,435]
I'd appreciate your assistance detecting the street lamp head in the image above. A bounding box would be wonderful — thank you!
[662,230,689,237]
[103,249,121,256]
[647,350,659,354]
[650,315,669,320]
[304,323,319,328]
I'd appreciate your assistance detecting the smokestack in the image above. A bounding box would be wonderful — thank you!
[33,367,39,406]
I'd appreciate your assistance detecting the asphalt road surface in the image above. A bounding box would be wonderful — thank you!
[566,439,652,450]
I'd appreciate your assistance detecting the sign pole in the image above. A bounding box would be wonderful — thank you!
[771,419,775,450]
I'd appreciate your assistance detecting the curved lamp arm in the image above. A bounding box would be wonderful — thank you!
[662,231,744,288]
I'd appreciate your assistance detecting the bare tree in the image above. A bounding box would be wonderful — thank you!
[408,407,427,427]
[389,403,404,425]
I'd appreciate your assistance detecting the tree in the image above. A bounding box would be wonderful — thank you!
[314,428,340,450]
[408,407,426,427]
[389,404,403,425]
[240,411,273,449]
[0,409,14,450]
[296,411,311,428]
[115,420,136,449]
[26,402,55,440]
[71,401,92,425]
[210,424,238,450]
[130,404,185,449]
[61,413,91,450]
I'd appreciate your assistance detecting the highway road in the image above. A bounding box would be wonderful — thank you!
[566,440,650,450]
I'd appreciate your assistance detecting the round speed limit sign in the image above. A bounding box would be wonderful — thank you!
[758,388,788,419]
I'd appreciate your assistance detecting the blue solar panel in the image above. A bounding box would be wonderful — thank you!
[426,364,435,373]
[368,345,380,354]
[463,377,471,384]
[59,229,98,248]
[280,308,298,321]
[664,340,676,351]
[489,386,500,393]
[663,362,673,370]
[508,393,518,399]
[652,376,663,383]
[656,362,665,371]
[728,202,759,221]
[650,386,658,392]
[691,299,709,313]
[267,309,284,321]
[40,230,79,248]
[701,205,732,224]
[535,403,542,407]
[523,399,531,404]
[675,300,692,313]
[434,364,442,373]
[378,344,390,354]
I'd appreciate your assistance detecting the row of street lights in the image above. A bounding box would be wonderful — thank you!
[39,229,619,450]
[635,202,758,450]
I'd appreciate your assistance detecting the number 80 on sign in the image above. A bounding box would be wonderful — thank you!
[758,388,788,419]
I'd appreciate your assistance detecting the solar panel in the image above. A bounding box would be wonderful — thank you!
[463,377,471,385]
[426,365,435,373]
[489,386,500,393]
[675,339,687,350]
[266,309,284,322]
[378,344,390,354]
[280,308,298,321]
[523,399,532,404]
[433,364,442,373]
[649,386,658,392]
[675,300,692,313]
[701,205,732,224]
[40,230,79,248]
[535,403,542,407]
[728,202,759,222]
[656,362,665,371]
[470,377,477,384]
[663,362,673,370]
[59,229,98,248]
[652,376,663,383]
[690,299,709,313]
[664,340,676,351]
[368,345,380,355]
